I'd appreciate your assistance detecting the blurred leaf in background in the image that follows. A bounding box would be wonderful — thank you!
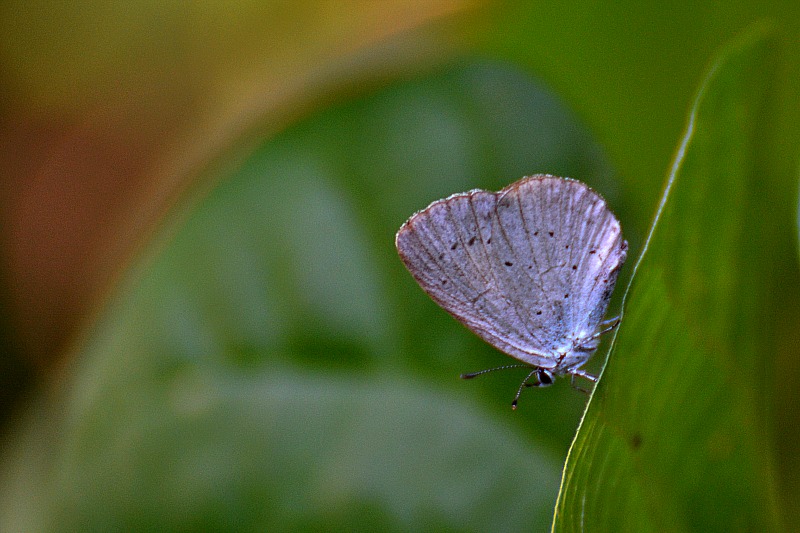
[0,0,799,531]
[0,40,617,533]
[0,0,471,368]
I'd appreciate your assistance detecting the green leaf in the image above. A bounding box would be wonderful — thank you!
[0,62,613,531]
[554,26,785,532]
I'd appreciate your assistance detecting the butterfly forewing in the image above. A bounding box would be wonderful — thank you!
[396,191,552,366]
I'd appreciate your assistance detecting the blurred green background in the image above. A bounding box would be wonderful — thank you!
[0,1,798,531]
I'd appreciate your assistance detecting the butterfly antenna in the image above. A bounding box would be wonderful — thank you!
[460,364,529,380]
[511,369,539,410]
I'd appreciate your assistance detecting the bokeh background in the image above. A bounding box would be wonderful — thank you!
[0,1,798,531]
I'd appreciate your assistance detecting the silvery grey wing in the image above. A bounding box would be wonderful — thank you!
[493,177,627,347]
[396,186,557,368]
[396,175,626,369]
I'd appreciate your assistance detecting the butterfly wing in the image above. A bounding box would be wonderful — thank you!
[395,175,626,370]
[498,177,627,370]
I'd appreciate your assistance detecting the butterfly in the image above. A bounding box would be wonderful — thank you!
[396,175,627,408]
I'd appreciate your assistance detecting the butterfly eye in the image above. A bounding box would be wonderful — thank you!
[536,369,554,386]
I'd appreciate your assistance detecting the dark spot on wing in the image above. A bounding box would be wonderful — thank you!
[533,231,539,236]
[486,237,492,245]
[535,310,542,315]
[438,253,445,260]
[589,250,596,254]
[548,231,554,237]
[441,279,448,285]
[572,265,577,270]
[450,242,458,250]
[504,261,513,267]
[564,294,569,299]
[468,236,476,246]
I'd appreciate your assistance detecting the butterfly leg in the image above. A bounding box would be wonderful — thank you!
[569,369,597,394]
[594,316,621,338]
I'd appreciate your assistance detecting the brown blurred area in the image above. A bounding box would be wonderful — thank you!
[0,1,473,404]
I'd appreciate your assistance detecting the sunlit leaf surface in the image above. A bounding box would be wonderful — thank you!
[554,26,784,533]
